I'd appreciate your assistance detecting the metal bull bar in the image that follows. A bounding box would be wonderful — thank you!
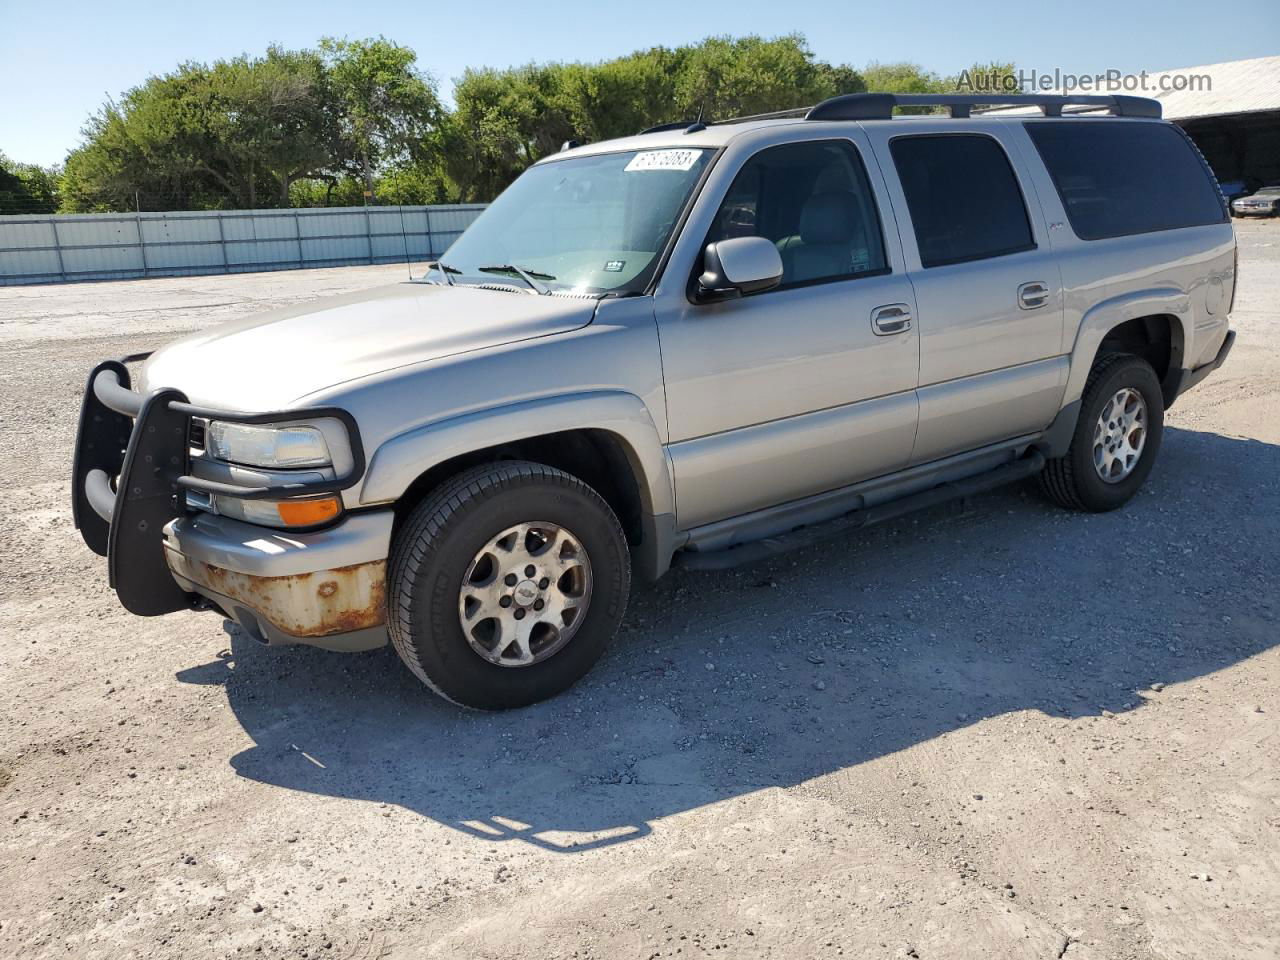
[71,358,365,617]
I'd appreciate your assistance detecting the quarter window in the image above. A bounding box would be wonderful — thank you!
[890,134,1035,268]
[1024,121,1227,240]
[705,140,888,288]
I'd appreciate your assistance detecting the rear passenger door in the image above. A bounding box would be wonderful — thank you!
[865,124,1068,465]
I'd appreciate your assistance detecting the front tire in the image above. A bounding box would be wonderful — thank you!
[1039,353,1165,512]
[388,461,630,709]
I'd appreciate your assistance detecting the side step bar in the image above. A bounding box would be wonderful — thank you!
[673,450,1046,571]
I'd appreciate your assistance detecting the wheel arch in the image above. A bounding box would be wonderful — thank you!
[1037,290,1191,459]
[360,391,677,580]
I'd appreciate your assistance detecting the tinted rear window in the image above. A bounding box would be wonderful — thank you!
[890,134,1035,268]
[1025,121,1226,241]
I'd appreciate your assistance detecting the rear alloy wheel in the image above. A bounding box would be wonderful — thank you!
[388,462,630,709]
[1039,353,1164,512]
[1091,387,1148,484]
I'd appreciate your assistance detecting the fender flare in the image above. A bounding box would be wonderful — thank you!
[359,390,677,578]
[1037,287,1192,458]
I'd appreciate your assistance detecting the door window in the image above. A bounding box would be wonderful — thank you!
[705,140,888,289]
[890,134,1035,268]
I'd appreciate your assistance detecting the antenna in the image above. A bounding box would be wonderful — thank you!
[398,202,412,279]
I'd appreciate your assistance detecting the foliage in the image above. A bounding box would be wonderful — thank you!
[59,41,434,212]
[0,152,60,213]
[46,34,1016,212]
[60,48,336,212]
[320,37,442,199]
[444,35,864,200]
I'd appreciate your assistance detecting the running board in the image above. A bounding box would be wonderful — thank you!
[673,450,1046,571]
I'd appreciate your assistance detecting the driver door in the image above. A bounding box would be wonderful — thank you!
[655,133,920,530]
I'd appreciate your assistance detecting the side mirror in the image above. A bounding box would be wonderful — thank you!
[695,236,784,303]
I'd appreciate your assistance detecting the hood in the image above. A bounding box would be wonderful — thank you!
[139,282,597,410]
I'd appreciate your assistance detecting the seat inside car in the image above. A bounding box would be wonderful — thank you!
[776,189,870,283]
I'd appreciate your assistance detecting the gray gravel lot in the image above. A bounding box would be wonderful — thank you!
[1,222,1277,959]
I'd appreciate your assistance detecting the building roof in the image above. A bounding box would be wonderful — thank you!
[1154,56,1280,120]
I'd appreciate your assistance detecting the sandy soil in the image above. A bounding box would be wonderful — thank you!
[1,223,1277,960]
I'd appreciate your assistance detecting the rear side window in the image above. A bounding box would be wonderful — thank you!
[1025,121,1227,240]
[889,134,1035,268]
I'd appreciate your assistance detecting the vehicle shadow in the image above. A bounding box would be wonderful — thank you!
[176,426,1278,852]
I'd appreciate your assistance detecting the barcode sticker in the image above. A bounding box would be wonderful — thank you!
[625,150,701,172]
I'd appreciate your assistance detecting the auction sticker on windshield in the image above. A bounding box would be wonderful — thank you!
[625,150,702,172]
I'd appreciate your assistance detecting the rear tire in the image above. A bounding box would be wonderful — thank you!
[1039,353,1164,512]
[388,461,630,709]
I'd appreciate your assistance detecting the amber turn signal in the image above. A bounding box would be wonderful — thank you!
[274,495,343,527]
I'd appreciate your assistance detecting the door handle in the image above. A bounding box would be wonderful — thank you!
[871,303,913,336]
[1018,281,1050,310]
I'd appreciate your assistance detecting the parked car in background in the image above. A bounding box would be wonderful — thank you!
[1232,185,1280,217]
[1218,178,1258,211]
[74,92,1237,709]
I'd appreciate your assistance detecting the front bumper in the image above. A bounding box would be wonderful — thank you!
[1232,205,1277,217]
[72,357,385,647]
[164,511,392,650]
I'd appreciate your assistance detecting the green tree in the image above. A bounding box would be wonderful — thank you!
[860,62,947,113]
[443,34,859,200]
[321,36,441,202]
[0,152,60,213]
[60,47,334,211]
[669,34,842,119]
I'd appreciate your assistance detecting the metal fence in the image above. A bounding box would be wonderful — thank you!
[0,204,487,285]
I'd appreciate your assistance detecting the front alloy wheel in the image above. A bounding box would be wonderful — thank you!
[458,521,593,667]
[388,462,630,709]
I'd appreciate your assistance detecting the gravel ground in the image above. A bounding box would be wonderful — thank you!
[1,223,1277,960]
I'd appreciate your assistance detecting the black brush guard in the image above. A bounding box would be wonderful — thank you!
[72,358,365,616]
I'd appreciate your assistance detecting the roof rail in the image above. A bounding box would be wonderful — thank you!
[805,93,1162,121]
[639,106,812,135]
[709,106,810,125]
[638,121,698,135]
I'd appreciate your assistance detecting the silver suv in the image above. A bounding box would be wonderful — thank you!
[74,92,1237,709]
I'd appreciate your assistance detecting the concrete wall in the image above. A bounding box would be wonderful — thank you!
[0,204,486,285]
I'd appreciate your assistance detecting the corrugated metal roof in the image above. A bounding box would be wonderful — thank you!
[1153,56,1280,120]
[982,56,1280,121]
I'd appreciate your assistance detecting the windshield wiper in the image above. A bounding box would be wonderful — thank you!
[477,263,555,295]
[424,260,461,286]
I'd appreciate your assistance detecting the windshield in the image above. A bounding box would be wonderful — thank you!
[428,148,713,296]
[1255,186,1280,196]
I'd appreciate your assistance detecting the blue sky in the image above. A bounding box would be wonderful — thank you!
[2,0,1276,166]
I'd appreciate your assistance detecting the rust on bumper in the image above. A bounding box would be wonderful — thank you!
[167,552,386,639]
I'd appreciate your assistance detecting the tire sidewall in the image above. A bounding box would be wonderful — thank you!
[404,475,629,709]
[1069,358,1165,510]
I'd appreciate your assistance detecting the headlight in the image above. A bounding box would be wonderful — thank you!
[207,421,331,468]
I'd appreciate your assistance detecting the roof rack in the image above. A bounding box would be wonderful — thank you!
[804,93,1162,120]
[632,93,1162,139]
